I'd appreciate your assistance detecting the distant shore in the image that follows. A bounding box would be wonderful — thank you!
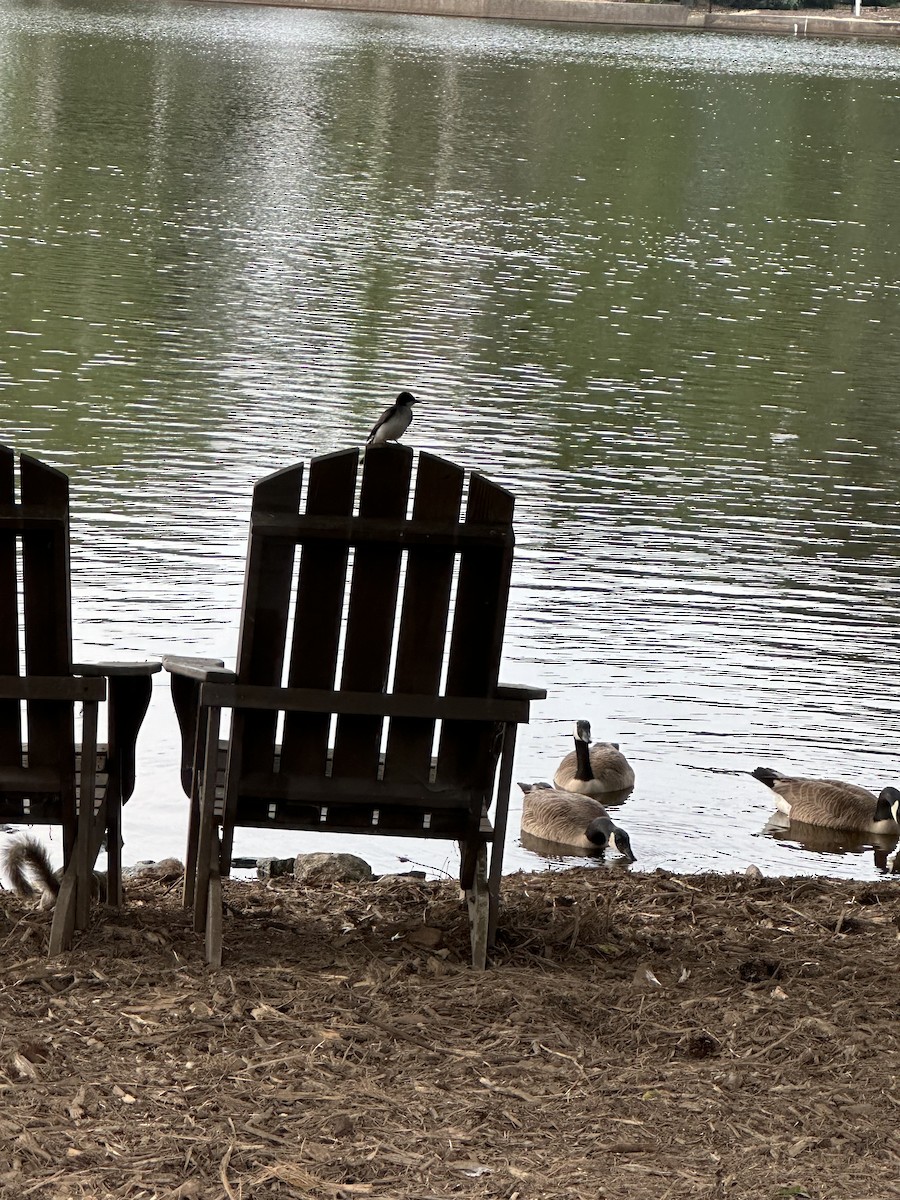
[194,0,900,41]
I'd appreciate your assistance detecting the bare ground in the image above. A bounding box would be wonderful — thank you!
[1,867,899,1200]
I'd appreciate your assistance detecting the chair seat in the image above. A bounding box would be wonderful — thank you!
[0,749,110,818]
[195,743,487,838]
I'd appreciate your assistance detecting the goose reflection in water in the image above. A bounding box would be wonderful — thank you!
[760,813,900,873]
[519,829,636,866]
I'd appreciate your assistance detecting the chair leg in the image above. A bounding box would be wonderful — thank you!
[49,811,111,955]
[76,700,101,930]
[193,815,212,937]
[206,834,223,968]
[106,788,123,909]
[486,722,517,953]
[182,705,209,912]
[49,867,79,955]
[182,788,200,912]
[192,706,221,933]
[465,844,489,970]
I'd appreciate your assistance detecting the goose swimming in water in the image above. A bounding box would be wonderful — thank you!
[519,782,637,861]
[366,391,419,446]
[751,767,900,835]
[553,719,635,796]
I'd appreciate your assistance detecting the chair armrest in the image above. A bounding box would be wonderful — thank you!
[496,682,548,702]
[74,661,161,677]
[73,665,160,804]
[163,655,235,683]
[164,657,234,797]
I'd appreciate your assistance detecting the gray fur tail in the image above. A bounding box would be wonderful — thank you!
[0,836,59,902]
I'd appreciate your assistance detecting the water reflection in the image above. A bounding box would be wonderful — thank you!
[760,813,899,872]
[0,0,899,882]
[520,829,635,869]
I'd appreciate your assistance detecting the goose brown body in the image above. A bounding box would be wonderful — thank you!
[518,783,636,860]
[553,719,635,795]
[752,767,900,835]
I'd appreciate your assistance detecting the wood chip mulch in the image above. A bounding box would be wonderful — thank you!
[1,867,899,1200]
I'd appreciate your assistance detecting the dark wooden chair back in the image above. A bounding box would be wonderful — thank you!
[0,448,79,843]
[0,446,159,952]
[225,445,513,838]
[167,445,546,966]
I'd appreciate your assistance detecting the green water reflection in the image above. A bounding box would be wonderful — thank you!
[0,0,899,878]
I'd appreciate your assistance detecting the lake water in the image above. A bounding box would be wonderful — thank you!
[2,0,900,884]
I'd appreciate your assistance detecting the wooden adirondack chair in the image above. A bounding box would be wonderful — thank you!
[164,445,545,967]
[0,447,160,953]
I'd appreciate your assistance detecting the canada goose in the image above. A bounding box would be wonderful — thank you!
[366,391,419,446]
[751,767,900,835]
[519,782,637,861]
[553,719,635,795]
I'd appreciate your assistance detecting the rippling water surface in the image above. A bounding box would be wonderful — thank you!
[1,0,899,882]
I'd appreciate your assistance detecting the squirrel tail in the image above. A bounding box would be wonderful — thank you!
[1,836,60,908]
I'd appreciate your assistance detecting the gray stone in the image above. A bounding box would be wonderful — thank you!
[123,858,185,882]
[256,856,296,880]
[294,852,373,884]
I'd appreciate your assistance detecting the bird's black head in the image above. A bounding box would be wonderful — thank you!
[397,391,417,406]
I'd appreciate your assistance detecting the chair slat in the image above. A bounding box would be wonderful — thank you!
[382,452,463,785]
[19,456,74,815]
[201,681,530,723]
[233,797,474,839]
[331,446,412,779]
[280,449,359,775]
[251,513,511,548]
[233,461,304,780]
[0,447,21,765]
[437,472,515,790]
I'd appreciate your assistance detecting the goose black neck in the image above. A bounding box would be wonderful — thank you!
[586,815,612,847]
[574,735,594,783]
[874,791,895,823]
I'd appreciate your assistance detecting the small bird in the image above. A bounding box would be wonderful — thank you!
[518,782,637,860]
[751,767,900,834]
[366,391,419,446]
[553,719,635,796]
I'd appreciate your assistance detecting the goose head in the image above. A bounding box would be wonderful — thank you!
[878,786,900,824]
[574,719,620,751]
[610,826,637,863]
[585,816,637,862]
[574,719,592,744]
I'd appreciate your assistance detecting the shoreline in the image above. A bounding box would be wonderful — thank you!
[191,0,900,40]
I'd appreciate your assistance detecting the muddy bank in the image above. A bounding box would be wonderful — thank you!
[2,867,899,1198]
